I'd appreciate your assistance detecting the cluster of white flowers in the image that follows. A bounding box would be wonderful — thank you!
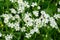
[54,14,60,20]
[5,34,13,40]
[23,13,33,27]
[17,0,30,14]
[0,32,13,40]
[49,17,58,29]
[24,10,60,38]
[0,0,60,40]
[1,14,20,31]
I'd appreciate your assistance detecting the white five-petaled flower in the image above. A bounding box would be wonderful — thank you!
[31,2,37,7]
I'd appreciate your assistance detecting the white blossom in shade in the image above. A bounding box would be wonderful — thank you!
[37,6,41,9]
[49,17,58,29]
[59,1,60,5]
[33,11,39,17]
[21,27,26,32]
[31,2,37,7]
[57,8,60,12]
[5,34,13,40]
[25,33,31,38]
[10,8,16,14]
[54,14,60,20]
[0,32,2,37]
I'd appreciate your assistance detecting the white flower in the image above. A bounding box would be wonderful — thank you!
[4,18,9,23]
[10,0,17,3]
[7,22,14,28]
[34,27,39,33]
[25,33,31,38]
[24,1,30,8]
[49,17,58,29]
[41,10,50,18]
[26,21,33,26]
[37,6,41,9]
[23,14,33,26]
[21,27,26,32]
[44,19,49,23]
[57,8,60,12]
[41,10,46,14]
[10,8,16,14]
[30,29,35,35]
[2,14,12,19]
[18,0,23,3]
[14,22,20,31]
[1,14,12,23]
[5,34,13,40]
[54,14,60,19]
[15,26,20,31]
[33,11,39,17]
[0,32,2,37]
[17,3,25,13]
[35,18,41,24]
[31,2,37,7]
[35,18,43,28]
